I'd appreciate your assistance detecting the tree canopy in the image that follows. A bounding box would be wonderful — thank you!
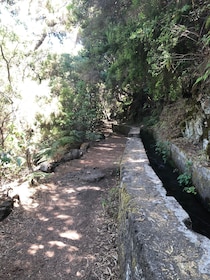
[73,0,209,118]
[0,0,209,183]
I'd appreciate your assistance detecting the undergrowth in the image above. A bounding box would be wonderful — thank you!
[177,161,197,195]
[102,186,119,220]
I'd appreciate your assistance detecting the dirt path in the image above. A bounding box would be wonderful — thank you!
[0,134,126,280]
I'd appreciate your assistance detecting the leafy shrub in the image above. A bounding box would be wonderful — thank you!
[155,141,170,163]
[177,161,197,194]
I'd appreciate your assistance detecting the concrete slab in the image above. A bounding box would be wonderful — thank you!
[118,137,210,280]
[112,123,140,138]
[128,127,140,138]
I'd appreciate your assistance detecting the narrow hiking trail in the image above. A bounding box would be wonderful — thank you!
[0,134,126,280]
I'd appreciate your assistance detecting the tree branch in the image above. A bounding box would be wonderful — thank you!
[34,33,47,51]
[0,45,11,84]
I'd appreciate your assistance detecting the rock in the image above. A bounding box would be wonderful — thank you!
[39,161,60,173]
[80,142,90,153]
[80,168,105,182]
[183,113,204,143]
[39,149,83,173]
[203,138,209,150]
[61,149,83,162]
[201,96,210,115]
[0,194,20,221]
[0,199,13,221]
[39,162,51,173]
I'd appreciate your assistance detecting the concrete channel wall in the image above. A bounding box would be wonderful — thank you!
[170,144,210,207]
[118,127,210,280]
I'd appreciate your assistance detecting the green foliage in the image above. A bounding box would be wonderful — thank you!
[142,115,159,127]
[183,186,197,195]
[26,171,50,186]
[205,17,210,30]
[1,1,104,184]
[0,114,33,183]
[73,0,209,121]
[195,63,210,84]
[0,150,25,184]
[0,0,209,183]
[35,52,104,162]
[177,161,197,195]
[155,141,170,163]
[177,172,191,187]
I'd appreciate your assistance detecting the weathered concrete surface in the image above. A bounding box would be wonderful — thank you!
[112,123,132,136]
[118,136,210,280]
[171,144,210,207]
[128,127,141,138]
[112,123,140,138]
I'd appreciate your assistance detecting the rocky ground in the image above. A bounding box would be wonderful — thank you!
[0,133,126,280]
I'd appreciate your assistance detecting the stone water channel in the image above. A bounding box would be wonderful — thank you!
[116,124,210,279]
[140,129,210,239]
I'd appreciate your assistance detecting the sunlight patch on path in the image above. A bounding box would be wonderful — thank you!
[59,230,82,240]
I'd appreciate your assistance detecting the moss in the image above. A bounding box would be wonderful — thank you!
[118,183,140,278]
[132,256,137,271]
[120,184,132,207]
[118,183,132,221]
[118,182,141,221]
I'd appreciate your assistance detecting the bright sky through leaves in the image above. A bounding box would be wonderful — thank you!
[0,0,82,54]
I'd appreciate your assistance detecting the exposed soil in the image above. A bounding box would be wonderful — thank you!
[0,133,126,280]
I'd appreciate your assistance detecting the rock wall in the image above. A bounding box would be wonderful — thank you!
[181,96,210,158]
[118,133,210,280]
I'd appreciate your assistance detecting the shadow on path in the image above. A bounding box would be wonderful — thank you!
[0,135,126,280]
